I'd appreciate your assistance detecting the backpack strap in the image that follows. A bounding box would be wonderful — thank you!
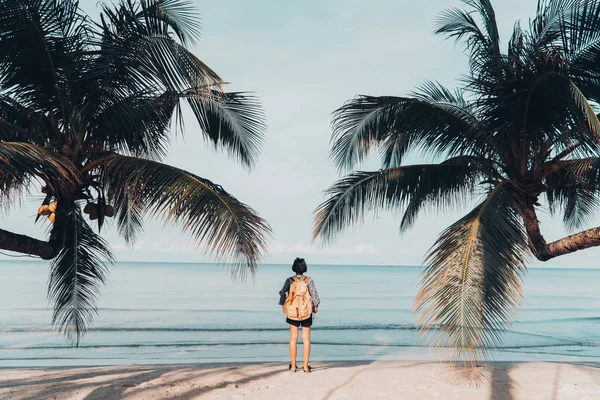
[302,276,309,282]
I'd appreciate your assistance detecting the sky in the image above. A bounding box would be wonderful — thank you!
[3,0,600,268]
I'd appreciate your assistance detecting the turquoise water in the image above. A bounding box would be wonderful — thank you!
[1,261,600,367]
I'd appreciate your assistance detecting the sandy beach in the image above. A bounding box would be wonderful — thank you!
[1,361,599,400]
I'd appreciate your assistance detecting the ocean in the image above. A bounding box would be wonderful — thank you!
[1,261,599,367]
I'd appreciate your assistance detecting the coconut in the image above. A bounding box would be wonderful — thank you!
[89,206,99,220]
[48,213,56,223]
[61,144,73,156]
[105,205,115,217]
[48,202,57,213]
[83,203,94,214]
[37,205,51,215]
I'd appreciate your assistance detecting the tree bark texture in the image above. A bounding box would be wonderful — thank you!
[521,202,600,261]
[0,228,56,259]
[0,199,71,260]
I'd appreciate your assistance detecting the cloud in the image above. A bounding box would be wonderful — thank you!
[269,240,379,255]
[150,241,197,253]
[111,239,198,254]
[113,238,380,257]
[111,240,145,251]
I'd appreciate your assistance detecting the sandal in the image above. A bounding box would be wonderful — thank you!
[303,365,312,373]
[288,364,297,372]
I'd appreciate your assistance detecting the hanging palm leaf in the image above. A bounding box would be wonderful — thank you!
[48,207,114,345]
[90,153,270,278]
[416,184,529,371]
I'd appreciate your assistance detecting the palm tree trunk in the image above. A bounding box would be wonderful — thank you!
[521,202,600,261]
[0,199,71,260]
[521,201,547,259]
[0,228,56,259]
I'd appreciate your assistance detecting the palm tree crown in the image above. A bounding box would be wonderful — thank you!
[0,0,270,343]
[314,0,600,371]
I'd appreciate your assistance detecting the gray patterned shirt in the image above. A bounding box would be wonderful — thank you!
[278,275,321,308]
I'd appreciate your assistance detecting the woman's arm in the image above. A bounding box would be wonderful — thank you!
[307,277,320,309]
[278,279,291,305]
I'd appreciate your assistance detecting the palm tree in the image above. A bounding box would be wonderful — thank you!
[0,0,270,343]
[314,0,600,371]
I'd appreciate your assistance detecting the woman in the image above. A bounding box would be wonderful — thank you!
[278,257,320,372]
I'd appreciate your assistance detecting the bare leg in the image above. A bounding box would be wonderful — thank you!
[289,324,298,370]
[302,326,311,370]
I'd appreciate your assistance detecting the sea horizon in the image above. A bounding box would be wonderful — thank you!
[1,258,597,269]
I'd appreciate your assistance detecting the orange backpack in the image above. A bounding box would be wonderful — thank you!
[283,276,313,321]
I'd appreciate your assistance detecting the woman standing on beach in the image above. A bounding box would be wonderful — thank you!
[279,258,320,372]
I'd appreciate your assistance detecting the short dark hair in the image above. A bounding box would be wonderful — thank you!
[292,257,307,274]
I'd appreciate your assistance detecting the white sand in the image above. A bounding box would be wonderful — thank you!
[1,361,599,399]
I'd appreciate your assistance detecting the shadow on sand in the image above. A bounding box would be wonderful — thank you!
[489,361,600,400]
[0,361,365,400]
[490,362,515,400]
[4,360,600,399]
[0,363,286,400]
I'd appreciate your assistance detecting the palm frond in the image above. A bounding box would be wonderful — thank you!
[91,153,271,278]
[569,81,600,144]
[411,81,472,110]
[48,205,114,345]
[0,95,50,143]
[530,0,579,47]
[0,0,86,120]
[0,142,80,197]
[330,95,480,171]
[434,6,486,46]
[87,89,178,160]
[185,91,266,168]
[114,187,146,245]
[399,156,493,232]
[88,4,265,167]
[95,2,222,95]
[561,186,600,231]
[416,184,529,372]
[546,173,600,232]
[508,72,600,163]
[463,0,501,55]
[546,157,600,230]
[543,1,600,104]
[561,0,600,59]
[313,158,482,243]
[435,1,501,88]
[139,0,202,46]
